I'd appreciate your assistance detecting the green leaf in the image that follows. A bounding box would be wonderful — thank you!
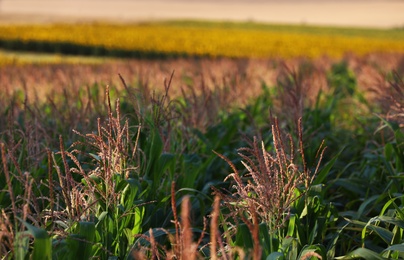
[280,237,298,260]
[327,222,350,260]
[334,179,366,197]
[145,128,163,179]
[14,231,30,260]
[89,153,101,162]
[313,150,340,185]
[52,239,70,260]
[383,244,404,253]
[348,218,394,245]
[267,252,284,260]
[308,218,319,245]
[286,238,298,260]
[365,224,394,245]
[392,201,404,220]
[18,219,52,260]
[235,224,253,250]
[78,221,96,259]
[287,214,297,237]
[335,248,386,259]
[259,223,274,256]
[356,194,386,219]
[385,143,394,161]
[158,152,176,179]
[98,211,108,222]
[380,197,399,216]
[132,206,145,235]
[377,216,404,229]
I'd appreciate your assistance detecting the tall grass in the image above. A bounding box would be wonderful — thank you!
[1,55,404,259]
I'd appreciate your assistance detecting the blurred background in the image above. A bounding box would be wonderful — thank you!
[1,0,404,28]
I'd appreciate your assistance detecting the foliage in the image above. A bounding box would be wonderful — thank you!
[0,21,403,62]
[0,54,404,259]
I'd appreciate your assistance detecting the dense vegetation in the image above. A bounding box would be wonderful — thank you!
[0,21,403,61]
[1,55,404,259]
[1,20,404,259]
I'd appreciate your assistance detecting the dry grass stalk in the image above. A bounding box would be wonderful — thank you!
[369,71,404,146]
[0,209,14,257]
[149,228,158,260]
[208,195,247,260]
[131,182,206,259]
[380,71,404,127]
[171,181,181,256]
[274,60,327,127]
[210,195,220,260]
[301,251,323,260]
[1,143,17,223]
[169,182,200,260]
[179,75,236,131]
[181,196,197,260]
[1,142,51,255]
[64,86,140,219]
[47,149,54,221]
[57,135,75,219]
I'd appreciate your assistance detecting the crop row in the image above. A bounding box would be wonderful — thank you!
[2,56,404,258]
[0,22,404,59]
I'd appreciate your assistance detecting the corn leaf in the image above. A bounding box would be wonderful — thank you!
[18,219,51,260]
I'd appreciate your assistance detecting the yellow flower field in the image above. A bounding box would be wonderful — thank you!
[0,21,403,59]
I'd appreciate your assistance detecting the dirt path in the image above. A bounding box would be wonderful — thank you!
[1,0,404,28]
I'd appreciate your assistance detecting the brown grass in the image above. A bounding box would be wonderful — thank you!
[373,71,404,128]
[1,54,402,105]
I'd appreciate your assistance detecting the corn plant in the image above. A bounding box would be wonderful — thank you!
[213,117,330,259]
